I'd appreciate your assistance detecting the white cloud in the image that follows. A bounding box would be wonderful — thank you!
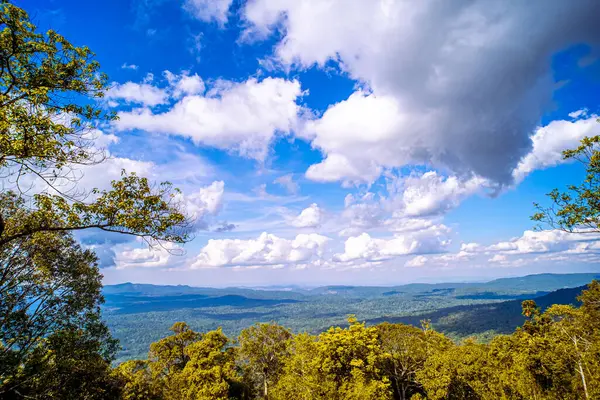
[191,232,330,268]
[184,0,233,24]
[273,174,299,194]
[164,71,205,97]
[489,254,507,263]
[390,171,487,217]
[121,63,139,70]
[178,181,225,230]
[115,77,303,160]
[114,243,181,269]
[188,33,203,62]
[244,0,600,185]
[569,109,587,119]
[334,225,451,263]
[306,152,382,187]
[512,112,599,182]
[405,255,428,268]
[336,171,485,236]
[486,230,600,255]
[460,242,484,253]
[106,82,168,107]
[397,229,600,270]
[107,71,206,108]
[456,229,600,260]
[290,203,322,228]
[339,193,384,236]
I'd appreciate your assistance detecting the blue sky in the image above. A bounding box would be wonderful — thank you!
[21,0,600,286]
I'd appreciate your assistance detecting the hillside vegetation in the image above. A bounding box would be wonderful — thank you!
[103,273,597,362]
[111,281,600,399]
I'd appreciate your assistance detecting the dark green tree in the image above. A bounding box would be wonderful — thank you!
[0,229,118,396]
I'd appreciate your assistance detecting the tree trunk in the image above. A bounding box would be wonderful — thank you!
[578,360,589,400]
[263,374,268,400]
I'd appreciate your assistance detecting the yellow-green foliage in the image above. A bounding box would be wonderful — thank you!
[115,282,600,400]
[237,323,293,399]
[0,2,190,248]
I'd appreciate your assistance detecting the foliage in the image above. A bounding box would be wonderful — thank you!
[0,1,190,247]
[0,3,190,398]
[257,316,392,400]
[0,228,118,397]
[0,1,112,176]
[533,130,600,233]
[112,360,161,400]
[175,329,236,400]
[117,323,237,400]
[237,323,292,399]
[103,276,590,363]
[110,282,600,400]
[377,322,451,400]
[1,326,120,399]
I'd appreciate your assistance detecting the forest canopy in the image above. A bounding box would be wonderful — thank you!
[112,281,600,400]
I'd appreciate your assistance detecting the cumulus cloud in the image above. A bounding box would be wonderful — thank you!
[334,224,451,263]
[107,71,207,108]
[244,0,600,185]
[398,229,600,270]
[512,112,599,182]
[484,230,600,255]
[178,181,225,230]
[114,242,181,269]
[290,203,322,228]
[489,254,507,263]
[191,232,330,268]
[164,71,205,97]
[336,171,485,236]
[388,171,487,217]
[184,0,233,24]
[115,77,303,160]
[106,82,168,106]
[405,255,428,268]
[448,229,600,269]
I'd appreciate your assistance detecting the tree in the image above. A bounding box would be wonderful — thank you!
[542,281,600,400]
[175,328,236,400]
[0,4,191,396]
[376,323,430,400]
[0,2,190,247]
[0,229,118,396]
[2,324,121,399]
[533,132,600,233]
[272,316,391,400]
[237,323,292,399]
[133,324,238,400]
[112,360,161,400]
[270,332,331,400]
[0,1,112,187]
[149,322,200,379]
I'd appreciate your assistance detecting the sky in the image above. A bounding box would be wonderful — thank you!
[18,0,600,287]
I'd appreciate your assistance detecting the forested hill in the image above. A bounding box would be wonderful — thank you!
[104,272,600,298]
[106,281,600,400]
[102,273,598,362]
[367,284,585,339]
